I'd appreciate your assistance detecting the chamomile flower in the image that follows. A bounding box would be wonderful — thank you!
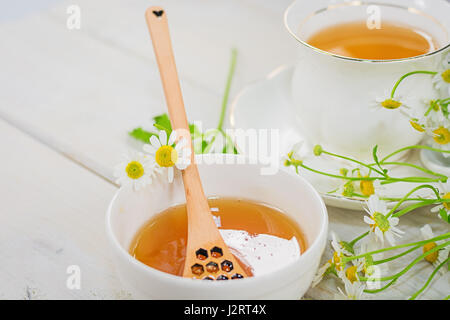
[283,141,304,170]
[431,182,450,220]
[352,240,387,290]
[432,52,450,96]
[422,99,448,127]
[114,151,157,191]
[371,91,411,112]
[355,168,386,197]
[311,260,333,287]
[289,141,304,160]
[328,167,355,198]
[143,130,191,183]
[402,106,429,133]
[352,242,375,276]
[341,265,360,283]
[331,231,353,271]
[420,224,449,274]
[334,180,356,198]
[364,195,404,246]
[360,179,384,197]
[336,277,365,300]
[426,123,450,155]
[312,231,352,287]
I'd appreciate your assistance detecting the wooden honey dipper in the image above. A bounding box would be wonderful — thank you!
[145,7,248,280]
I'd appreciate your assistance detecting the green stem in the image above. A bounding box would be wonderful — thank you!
[298,163,444,185]
[409,257,449,300]
[393,201,435,218]
[380,161,447,180]
[381,197,442,202]
[390,71,437,98]
[217,48,237,132]
[322,150,386,176]
[381,145,450,164]
[343,233,450,263]
[361,240,450,282]
[349,231,369,247]
[424,100,439,117]
[380,177,444,184]
[373,245,421,265]
[386,184,441,218]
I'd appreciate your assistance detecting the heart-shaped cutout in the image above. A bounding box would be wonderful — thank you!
[152,10,164,17]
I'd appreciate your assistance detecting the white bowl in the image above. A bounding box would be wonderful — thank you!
[106,154,328,299]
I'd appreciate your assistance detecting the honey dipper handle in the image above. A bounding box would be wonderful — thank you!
[145,7,221,242]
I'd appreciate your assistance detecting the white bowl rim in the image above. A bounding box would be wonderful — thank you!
[105,154,328,288]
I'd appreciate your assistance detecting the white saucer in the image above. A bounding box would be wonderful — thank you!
[421,149,450,177]
[230,65,442,211]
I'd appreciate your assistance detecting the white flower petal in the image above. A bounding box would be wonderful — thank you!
[374,228,384,244]
[150,135,161,148]
[168,131,177,145]
[390,226,405,235]
[143,144,157,155]
[385,231,396,246]
[159,130,167,146]
[389,217,399,227]
[364,216,374,225]
[420,224,434,240]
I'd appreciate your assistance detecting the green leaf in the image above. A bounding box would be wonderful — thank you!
[153,114,172,135]
[128,127,155,143]
[372,145,388,176]
[153,123,170,133]
[340,241,355,254]
[439,208,449,223]
[441,103,449,119]
[189,123,201,135]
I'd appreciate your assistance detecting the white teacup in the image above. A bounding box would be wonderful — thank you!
[106,154,328,299]
[285,0,450,161]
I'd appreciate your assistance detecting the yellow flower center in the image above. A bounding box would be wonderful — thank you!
[381,99,402,110]
[340,168,349,177]
[125,161,144,180]
[362,255,374,276]
[433,127,450,145]
[333,251,342,271]
[342,181,355,197]
[423,242,438,263]
[410,120,425,133]
[430,100,440,112]
[443,192,450,210]
[372,212,390,233]
[360,179,375,197]
[155,145,178,167]
[345,266,358,283]
[442,69,450,84]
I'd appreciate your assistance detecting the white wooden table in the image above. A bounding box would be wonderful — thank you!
[0,0,448,299]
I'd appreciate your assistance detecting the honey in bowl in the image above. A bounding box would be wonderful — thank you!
[306,20,438,60]
[129,198,306,278]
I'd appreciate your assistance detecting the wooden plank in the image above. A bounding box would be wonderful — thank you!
[0,119,127,299]
[0,6,220,183]
[44,0,298,95]
[0,0,298,183]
